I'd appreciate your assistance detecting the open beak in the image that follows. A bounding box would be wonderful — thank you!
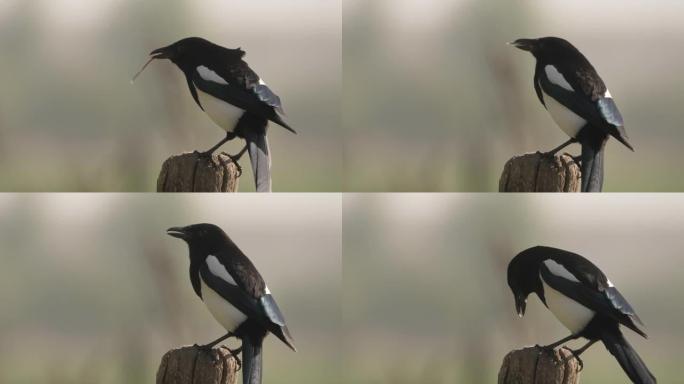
[515,295,527,317]
[130,47,169,83]
[508,38,535,52]
[166,226,188,240]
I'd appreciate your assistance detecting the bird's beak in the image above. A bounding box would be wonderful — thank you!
[515,295,527,317]
[508,38,535,52]
[130,47,169,83]
[149,47,171,60]
[166,226,188,240]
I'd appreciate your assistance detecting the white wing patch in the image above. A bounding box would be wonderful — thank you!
[544,65,574,91]
[197,65,229,85]
[543,259,580,282]
[258,78,267,86]
[264,285,271,294]
[604,90,613,98]
[206,255,237,285]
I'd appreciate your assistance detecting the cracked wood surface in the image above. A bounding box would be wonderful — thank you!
[156,345,238,384]
[498,346,581,384]
[157,152,240,192]
[499,153,580,192]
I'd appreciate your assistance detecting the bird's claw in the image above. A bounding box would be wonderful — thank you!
[225,347,242,371]
[561,346,584,371]
[536,150,556,159]
[220,152,243,177]
[194,343,212,351]
[193,150,213,159]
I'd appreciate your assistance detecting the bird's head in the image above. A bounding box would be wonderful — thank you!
[131,37,223,82]
[150,37,213,65]
[507,247,547,317]
[166,223,229,255]
[509,37,577,60]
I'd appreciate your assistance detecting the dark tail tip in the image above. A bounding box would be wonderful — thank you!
[602,329,657,384]
[617,135,635,152]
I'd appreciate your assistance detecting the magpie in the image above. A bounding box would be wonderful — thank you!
[510,37,634,192]
[167,223,296,384]
[507,246,656,384]
[133,37,296,192]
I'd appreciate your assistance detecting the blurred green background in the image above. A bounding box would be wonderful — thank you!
[343,194,683,383]
[0,194,341,383]
[0,0,340,191]
[344,0,684,191]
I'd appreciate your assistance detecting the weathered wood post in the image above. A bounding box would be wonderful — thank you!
[499,153,580,192]
[156,345,238,384]
[157,152,240,192]
[498,346,581,384]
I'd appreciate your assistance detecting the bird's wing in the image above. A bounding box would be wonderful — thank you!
[190,67,295,132]
[538,65,628,141]
[227,60,285,113]
[259,293,296,350]
[539,259,646,337]
[199,262,262,319]
[199,260,296,350]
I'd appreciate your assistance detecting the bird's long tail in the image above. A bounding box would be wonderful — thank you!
[601,327,656,384]
[580,137,608,192]
[242,334,264,384]
[242,120,272,192]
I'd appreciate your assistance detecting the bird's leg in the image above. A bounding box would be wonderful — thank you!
[540,138,577,157]
[539,334,579,351]
[195,132,237,158]
[194,332,236,351]
[221,144,249,177]
[562,340,597,371]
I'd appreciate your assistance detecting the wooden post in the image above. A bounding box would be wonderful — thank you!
[499,153,580,192]
[498,346,581,384]
[157,152,240,192]
[156,345,238,384]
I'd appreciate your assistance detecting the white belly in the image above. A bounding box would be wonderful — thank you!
[542,89,586,138]
[196,87,245,133]
[542,279,595,334]
[201,279,247,332]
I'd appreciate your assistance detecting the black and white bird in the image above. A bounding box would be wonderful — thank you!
[507,246,656,384]
[167,223,296,384]
[133,37,296,192]
[510,37,633,192]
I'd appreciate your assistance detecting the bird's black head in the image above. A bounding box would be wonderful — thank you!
[149,37,217,69]
[166,223,229,257]
[509,37,579,60]
[507,246,547,317]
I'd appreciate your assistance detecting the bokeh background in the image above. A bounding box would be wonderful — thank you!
[0,0,340,191]
[0,194,341,383]
[343,194,682,383]
[344,0,684,191]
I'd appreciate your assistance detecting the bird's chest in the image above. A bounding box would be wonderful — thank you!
[196,87,245,133]
[200,279,248,331]
[541,278,595,334]
[541,87,586,138]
